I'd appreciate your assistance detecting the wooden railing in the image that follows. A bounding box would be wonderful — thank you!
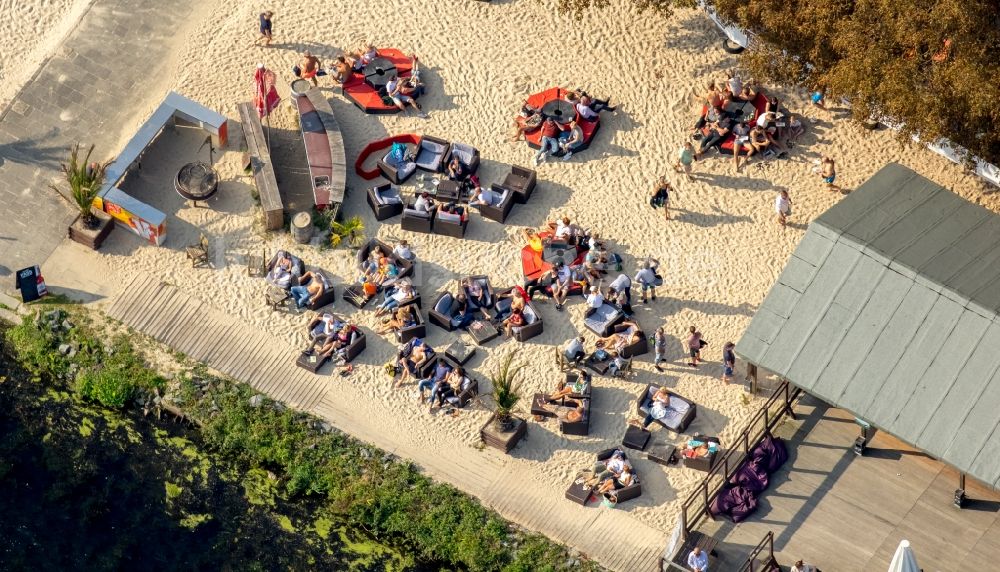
[738,531,778,572]
[680,379,801,535]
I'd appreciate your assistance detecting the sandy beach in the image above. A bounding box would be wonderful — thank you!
[14,0,1000,557]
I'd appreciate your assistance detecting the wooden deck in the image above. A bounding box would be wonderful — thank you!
[702,396,1000,571]
[106,273,668,571]
[106,274,326,410]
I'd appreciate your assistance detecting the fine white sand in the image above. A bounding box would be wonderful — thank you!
[75,0,999,542]
[0,0,93,110]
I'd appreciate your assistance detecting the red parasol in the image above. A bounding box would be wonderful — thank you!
[253,64,280,118]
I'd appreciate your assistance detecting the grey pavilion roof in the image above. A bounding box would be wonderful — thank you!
[737,163,1000,488]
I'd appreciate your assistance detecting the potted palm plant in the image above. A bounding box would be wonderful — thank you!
[480,351,527,453]
[50,144,114,249]
[330,216,365,250]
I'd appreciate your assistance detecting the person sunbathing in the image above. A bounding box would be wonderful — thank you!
[329,56,353,83]
[680,438,720,459]
[290,271,326,309]
[521,228,544,253]
[502,307,525,338]
[306,313,343,342]
[539,401,585,423]
[375,281,416,317]
[377,305,416,335]
[589,450,630,488]
[595,320,640,354]
[595,467,635,497]
[395,337,433,387]
[636,386,674,429]
[511,103,542,141]
[549,372,589,402]
[350,44,378,71]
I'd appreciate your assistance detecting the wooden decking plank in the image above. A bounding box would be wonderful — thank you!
[111,276,162,325]
[148,292,191,342]
[159,302,201,348]
[135,290,181,335]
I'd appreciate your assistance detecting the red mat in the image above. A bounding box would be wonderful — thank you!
[343,48,414,114]
[517,87,600,151]
[699,92,769,154]
[354,134,421,180]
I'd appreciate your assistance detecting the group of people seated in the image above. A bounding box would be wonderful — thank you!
[559,323,636,377]
[374,279,417,317]
[302,314,359,365]
[411,190,469,222]
[393,336,435,388]
[511,88,616,163]
[583,449,637,502]
[413,358,474,412]
[691,73,804,170]
[356,241,414,303]
[534,373,591,421]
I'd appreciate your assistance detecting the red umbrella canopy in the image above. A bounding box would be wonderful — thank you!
[253,65,280,118]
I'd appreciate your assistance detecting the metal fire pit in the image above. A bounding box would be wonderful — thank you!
[175,161,219,206]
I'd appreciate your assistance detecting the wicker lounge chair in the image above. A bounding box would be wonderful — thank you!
[355,239,415,280]
[296,320,367,373]
[377,145,417,184]
[265,250,306,290]
[433,209,468,238]
[300,269,336,311]
[444,142,481,175]
[594,448,642,503]
[502,165,537,204]
[414,135,450,172]
[367,184,404,221]
[614,323,649,359]
[479,184,516,223]
[584,303,624,336]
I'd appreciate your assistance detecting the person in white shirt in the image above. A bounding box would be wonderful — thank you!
[774,189,792,227]
[687,546,709,572]
[562,336,586,363]
[789,560,818,572]
[586,287,604,309]
[392,240,414,261]
[470,185,501,208]
[559,120,584,161]
[550,262,573,310]
[634,260,658,303]
[413,192,434,214]
[385,76,426,117]
[553,216,573,241]
[609,273,632,304]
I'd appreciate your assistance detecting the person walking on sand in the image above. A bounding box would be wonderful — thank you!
[687,326,703,367]
[653,326,668,372]
[775,189,792,227]
[722,342,736,384]
[674,142,695,181]
[820,156,842,192]
[257,11,273,46]
[293,51,326,86]
[650,177,673,221]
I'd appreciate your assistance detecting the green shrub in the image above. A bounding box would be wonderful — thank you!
[4,316,68,377]
[76,368,135,408]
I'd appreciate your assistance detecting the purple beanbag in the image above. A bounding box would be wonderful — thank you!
[729,486,759,523]
[730,457,770,493]
[751,433,789,474]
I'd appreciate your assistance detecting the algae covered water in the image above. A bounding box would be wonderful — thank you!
[0,349,436,572]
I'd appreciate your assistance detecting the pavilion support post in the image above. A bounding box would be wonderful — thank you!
[954,473,967,508]
[747,363,758,395]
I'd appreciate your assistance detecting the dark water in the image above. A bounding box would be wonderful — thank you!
[0,351,437,572]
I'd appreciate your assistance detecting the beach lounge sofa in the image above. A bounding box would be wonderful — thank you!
[595,448,642,503]
[415,135,450,172]
[301,269,336,311]
[428,276,493,331]
[356,239,415,280]
[512,300,543,342]
[636,384,697,433]
[377,145,417,184]
[444,142,481,176]
[502,165,537,204]
[683,435,722,473]
[614,323,649,359]
[584,303,625,337]
[265,250,305,290]
[401,205,435,234]
[563,370,592,400]
[479,184,516,223]
[296,320,367,373]
[532,393,591,436]
[434,209,468,238]
[433,354,480,408]
[367,184,404,221]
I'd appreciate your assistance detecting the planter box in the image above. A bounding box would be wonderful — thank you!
[68,208,114,250]
[480,414,527,453]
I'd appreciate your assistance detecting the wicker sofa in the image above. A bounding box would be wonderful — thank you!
[595,448,642,503]
[394,308,427,344]
[300,269,336,311]
[636,384,697,433]
[584,303,625,337]
[502,165,537,204]
[296,319,367,373]
[377,145,417,184]
[429,276,495,331]
[265,250,306,290]
[355,239,415,280]
[614,323,649,359]
[366,184,405,221]
[479,184,516,223]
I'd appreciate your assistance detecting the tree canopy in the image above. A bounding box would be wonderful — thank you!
[555,0,1000,166]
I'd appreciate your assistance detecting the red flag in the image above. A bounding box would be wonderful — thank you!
[253,65,280,118]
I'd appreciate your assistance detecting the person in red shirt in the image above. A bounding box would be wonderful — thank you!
[534,118,566,165]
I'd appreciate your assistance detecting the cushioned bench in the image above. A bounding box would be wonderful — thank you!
[402,205,435,234]
[636,383,697,433]
[415,135,449,172]
[584,303,624,336]
[479,184,516,223]
[367,184,404,221]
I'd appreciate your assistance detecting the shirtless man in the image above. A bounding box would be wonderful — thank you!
[293,51,324,86]
[329,56,353,84]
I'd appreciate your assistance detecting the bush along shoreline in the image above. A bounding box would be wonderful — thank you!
[2,307,603,572]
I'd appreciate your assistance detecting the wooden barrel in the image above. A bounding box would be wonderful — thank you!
[291,212,313,244]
